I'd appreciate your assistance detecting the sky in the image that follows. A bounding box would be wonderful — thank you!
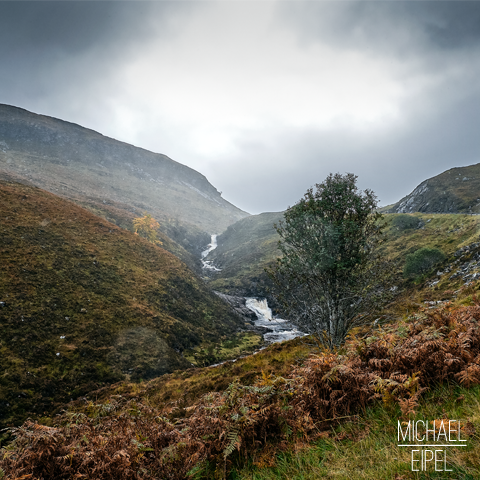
[1,1,480,214]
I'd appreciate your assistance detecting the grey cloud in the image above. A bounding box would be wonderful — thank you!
[0,1,200,121]
[214,74,480,214]
[0,1,194,56]
[0,2,198,86]
[275,1,480,57]
[0,2,151,59]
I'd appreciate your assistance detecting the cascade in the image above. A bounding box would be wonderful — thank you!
[246,297,304,344]
[201,234,221,271]
[200,234,303,343]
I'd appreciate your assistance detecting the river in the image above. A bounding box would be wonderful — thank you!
[201,234,304,344]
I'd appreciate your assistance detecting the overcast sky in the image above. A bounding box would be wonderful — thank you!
[1,1,480,214]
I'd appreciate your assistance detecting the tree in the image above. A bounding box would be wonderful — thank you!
[133,213,162,245]
[403,247,445,279]
[267,173,395,350]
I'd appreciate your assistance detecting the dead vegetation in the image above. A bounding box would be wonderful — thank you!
[2,299,480,479]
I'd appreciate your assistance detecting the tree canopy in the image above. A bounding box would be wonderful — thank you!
[267,173,395,350]
[133,213,162,245]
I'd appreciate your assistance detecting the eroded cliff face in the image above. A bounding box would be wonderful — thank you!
[0,104,249,244]
[388,163,480,214]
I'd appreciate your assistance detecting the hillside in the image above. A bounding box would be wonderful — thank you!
[0,104,249,255]
[206,212,283,302]
[0,181,245,429]
[2,288,480,479]
[205,211,480,301]
[388,163,480,214]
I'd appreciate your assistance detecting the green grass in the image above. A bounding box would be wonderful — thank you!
[185,331,264,367]
[380,213,480,261]
[235,384,480,480]
[208,212,480,300]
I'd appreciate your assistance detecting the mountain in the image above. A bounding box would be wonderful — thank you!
[0,180,244,428]
[0,104,249,256]
[388,163,480,214]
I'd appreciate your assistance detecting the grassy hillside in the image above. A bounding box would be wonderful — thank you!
[389,163,480,214]
[0,104,249,253]
[206,212,282,301]
[206,211,480,300]
[0,181,245,430]
[2,286,480,479]
[381,213,480,262]
[238,383,480,480]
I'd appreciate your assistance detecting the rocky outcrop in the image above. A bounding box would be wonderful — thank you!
[214,292,258,322]
[388,164,480,214]
[428,241,480,287]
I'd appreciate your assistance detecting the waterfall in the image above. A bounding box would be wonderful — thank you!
[201,234,218,258]
[246,297,304,344]
[245,298,273,320]
[201,234,221,271]
[200,236,303,344]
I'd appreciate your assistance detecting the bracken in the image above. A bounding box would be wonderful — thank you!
[2,301,480,479]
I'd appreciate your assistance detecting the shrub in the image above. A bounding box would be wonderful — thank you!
[403,247,446,278]
[391,214,420,231]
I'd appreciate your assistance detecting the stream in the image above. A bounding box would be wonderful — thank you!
[201,234,221,272]
[245,297,304,343]
[201,234,304,344]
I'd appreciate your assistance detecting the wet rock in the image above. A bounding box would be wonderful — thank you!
[214,292,258,322]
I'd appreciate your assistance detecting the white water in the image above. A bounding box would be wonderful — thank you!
[201,234,222,271]
[200,234,303,344]
[245,297,304,344]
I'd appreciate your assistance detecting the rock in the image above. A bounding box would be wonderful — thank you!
[214,291,258,322]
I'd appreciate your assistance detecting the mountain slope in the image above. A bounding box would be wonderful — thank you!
[206,212,283,300]
[0,104,249,253]
[205,210,480,305]
[388,163,480,214]
[0,181,244,428]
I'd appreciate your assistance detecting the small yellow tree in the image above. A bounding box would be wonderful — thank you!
[133,213,162,245]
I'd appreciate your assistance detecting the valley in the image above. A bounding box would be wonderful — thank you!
[1,106,480,479]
